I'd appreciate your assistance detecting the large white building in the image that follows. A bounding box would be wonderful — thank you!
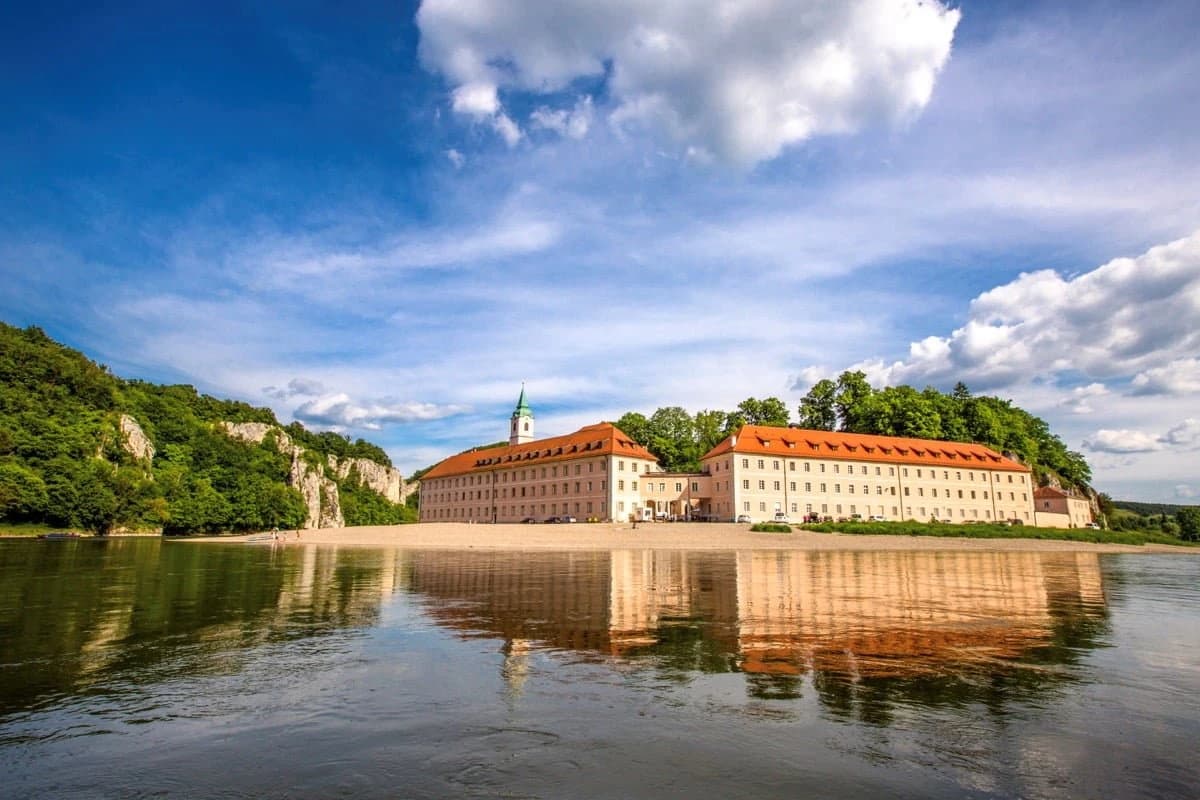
[420,391,1045,525]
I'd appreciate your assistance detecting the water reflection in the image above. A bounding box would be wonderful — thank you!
[0,540,401,717]
[405,549,1109,714]
[0,542,1108,723]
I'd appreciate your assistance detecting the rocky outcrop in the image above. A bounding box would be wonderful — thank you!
[220,421,406,529]
[327,455,407,503]
[118,414,155,464]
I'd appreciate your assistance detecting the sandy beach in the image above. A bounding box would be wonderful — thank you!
[184,521,1196,553]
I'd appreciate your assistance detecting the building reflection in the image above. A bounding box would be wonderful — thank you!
[0,541,1109,720]
[403,548,1108,707]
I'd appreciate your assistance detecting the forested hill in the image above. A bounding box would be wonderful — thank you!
[0,323,415,534]
[615,372,1092,491]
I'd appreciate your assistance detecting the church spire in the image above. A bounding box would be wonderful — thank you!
[509,383,534,445]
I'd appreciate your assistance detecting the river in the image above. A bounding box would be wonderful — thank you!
[1,539,1197,798]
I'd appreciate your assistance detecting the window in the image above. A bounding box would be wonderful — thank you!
[790,482,796,491]
[744,501,750,511]
[631,481,637,491]
[804,463,811,472]
[791,503,798,513]
[820,483,826,492]
[757,459,765,469]
[875,466,881,476]
[743,480,750,489]
[805,482,811,492]
[773,460,780,470]
[675,482,682,492]
[619,460,625,471]
[618,501,625,511]
[618,480,625,490]
[758,480,765,490]
[692,482,699,492]
[759,502,766,511]
[834,464,840,474]
[904,487,910,496]
[773,481,780,490]
[848,484,854,494]
[903,468,909,477]
[789,462,795,471]
[820,464,827,473]
[742,458,749,468]
[834,484,841,493]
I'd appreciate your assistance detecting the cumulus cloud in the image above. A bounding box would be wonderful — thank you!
[1175,484,1197,499]
[445,148,464,168]
[1082,418,1200,454]
[1082,429,1164,454]
[416,0,960,164]
[531,96,594,139]
[1131,357,1200,395]
[1060,382,1109,414]
[819,229,1200,392]
[293,392,469,431]
[1163,418,1200,447]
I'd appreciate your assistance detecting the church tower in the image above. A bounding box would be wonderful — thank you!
[509,384,534,446]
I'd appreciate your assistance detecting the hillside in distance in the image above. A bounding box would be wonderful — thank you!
[0,323,416,534]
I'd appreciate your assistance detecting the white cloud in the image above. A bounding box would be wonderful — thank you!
[1175,484,1197,499]
[1163,418,1200,448]
[832,230,1200,392]
[531,96,593,140]
[1060,382,1109,415]
[445,148,464,168]
[1083,429,1164,454]
[263,377,327,400]
[1131,357,1200,396]
[417,0,960,164]
[451,81,500,116]
[293,392,470,431]
[1082,418,1200,455]
[491,112,522,147]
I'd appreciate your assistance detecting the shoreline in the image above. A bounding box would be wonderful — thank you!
[178,521,1197,554]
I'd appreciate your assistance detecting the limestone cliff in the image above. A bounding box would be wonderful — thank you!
[220,421,411,529]
[119,414,155,464]
[327,455,416,504]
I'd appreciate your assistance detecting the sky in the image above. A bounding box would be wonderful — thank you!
[2,0,1199,502]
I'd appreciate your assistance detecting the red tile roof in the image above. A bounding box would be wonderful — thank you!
[1033,486,1072,499]
[702,425,1029,473]
[422,422,658,480]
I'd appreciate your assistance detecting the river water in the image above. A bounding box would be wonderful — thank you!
[0,539,1197,799]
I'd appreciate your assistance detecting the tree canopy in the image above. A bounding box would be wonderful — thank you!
[0,322,409,534]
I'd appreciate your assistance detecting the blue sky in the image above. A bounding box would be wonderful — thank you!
[3,0,1199,501]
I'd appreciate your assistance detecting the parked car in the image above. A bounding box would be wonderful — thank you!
[736,514,752,523]
[772,512,790,523]
[521,517,538,524]
[868,515,887,522]
[561,515,577,523]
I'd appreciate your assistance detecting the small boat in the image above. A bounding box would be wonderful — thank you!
[39,532,82,540]
[244,533,276,543]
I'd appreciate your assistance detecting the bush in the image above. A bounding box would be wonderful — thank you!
[750,522,792,533]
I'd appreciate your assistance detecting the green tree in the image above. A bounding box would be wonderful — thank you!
[0,462,47,520]
[615,412,652,446]
[834,370,874,432]
[647,407,698,472]
[693,409,730,456]
[1176,507,1200,541]
[797,379,837,430]
[736,397,791,427]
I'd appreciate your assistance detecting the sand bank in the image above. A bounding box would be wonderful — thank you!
[183,521,1195,553]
